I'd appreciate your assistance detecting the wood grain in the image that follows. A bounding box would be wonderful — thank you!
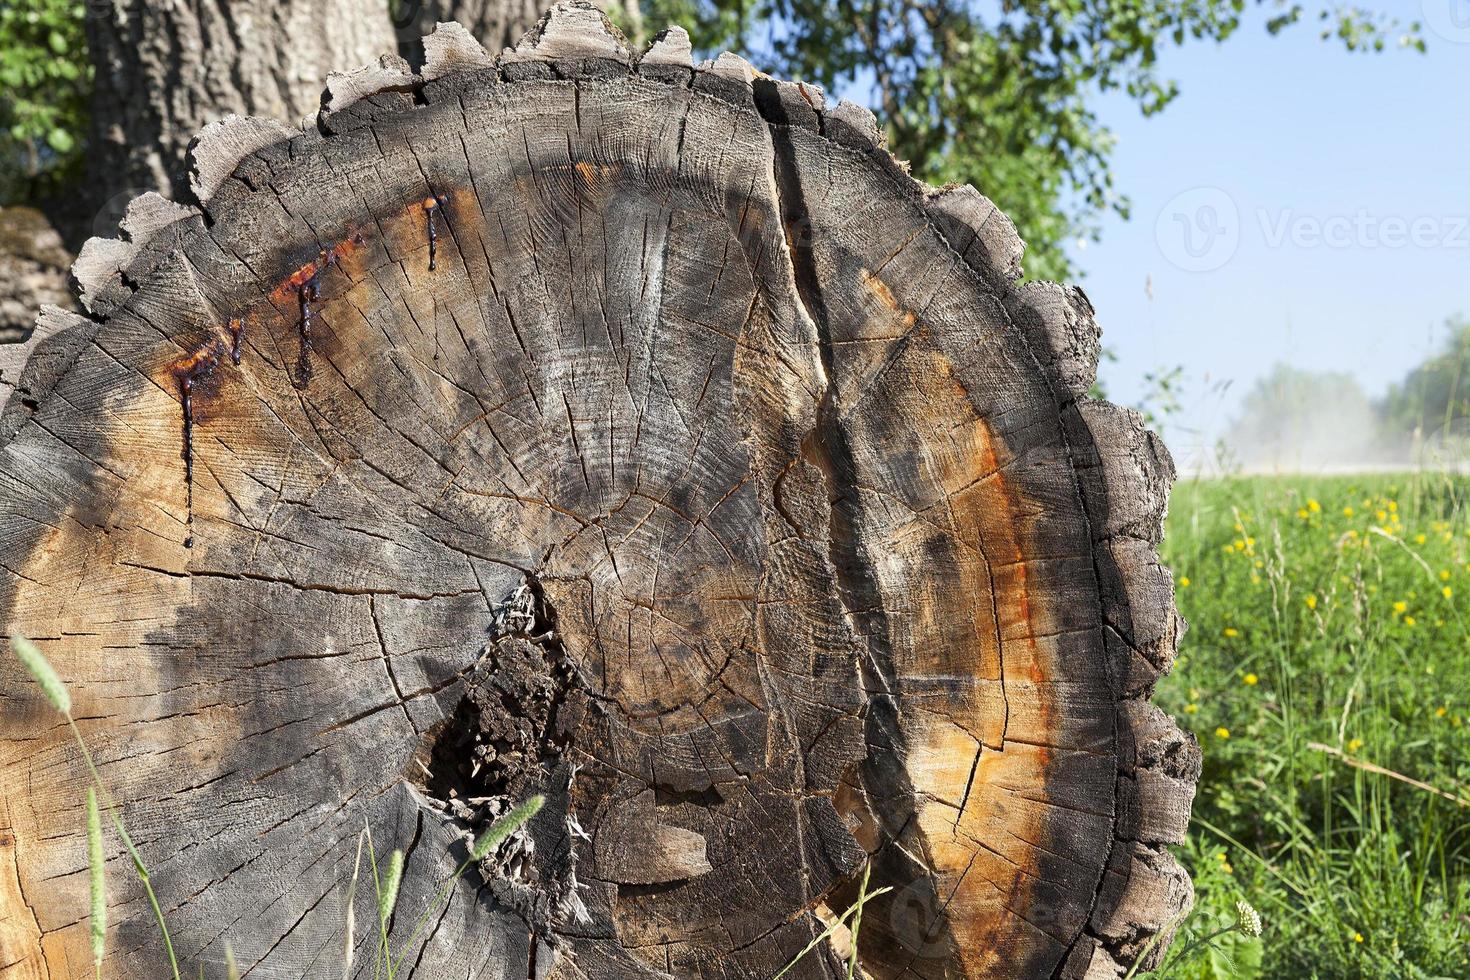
[0,5,1198,978]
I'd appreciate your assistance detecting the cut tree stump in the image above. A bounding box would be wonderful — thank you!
[0,6,1199,978]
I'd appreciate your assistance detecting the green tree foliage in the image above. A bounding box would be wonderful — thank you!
[0,0,91,201]
[1381,316,1470,449]
[0,0,1422,268]
[646,1,1423,280]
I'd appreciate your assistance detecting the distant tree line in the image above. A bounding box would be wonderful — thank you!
[1225,316,1470,469]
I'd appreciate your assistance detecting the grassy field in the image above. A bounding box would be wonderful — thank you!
[1154,472,1470,978]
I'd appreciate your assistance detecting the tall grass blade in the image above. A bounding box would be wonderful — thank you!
[87,788,105,976]
[470,795,544,861]
[772,881,893,979]
[379,849,404,928]
[389,794,546,978]
[1122,908,1186,980]
[343,831,366,980]
[224,942,239,980]
[376,849,404,980]
[11,637,70,714]
[846,861,872,980]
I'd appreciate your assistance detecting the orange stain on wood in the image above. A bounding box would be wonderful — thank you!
[854,283,1060,972]
[270,230,369,304]
[860,270,917,330]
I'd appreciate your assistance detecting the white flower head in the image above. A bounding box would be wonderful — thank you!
[1235,900,1263,938]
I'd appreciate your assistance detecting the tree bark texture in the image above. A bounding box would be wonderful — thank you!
[84,0,400,209]
[0,208,72,342]
[404,0,559,56]
[2,6,1198,978]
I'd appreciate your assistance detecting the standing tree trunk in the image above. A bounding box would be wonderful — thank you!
[84,0,400,211]
[1,6,1198,978]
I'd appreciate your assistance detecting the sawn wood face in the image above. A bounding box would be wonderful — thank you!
[0,11,1197,979]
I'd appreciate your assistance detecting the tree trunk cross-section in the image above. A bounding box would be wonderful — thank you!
[0,7,1199,979]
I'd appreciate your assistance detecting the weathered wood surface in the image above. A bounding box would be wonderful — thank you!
[0,6,1198,978]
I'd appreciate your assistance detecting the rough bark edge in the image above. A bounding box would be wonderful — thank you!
[5,4,1198,974]
[920,167,1196,977]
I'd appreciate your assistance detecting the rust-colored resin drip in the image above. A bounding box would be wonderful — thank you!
[228,317,246,365]
[296,275,321,388]
[282,234,364,389]
[170,341,223,548]
[424,193,449,271]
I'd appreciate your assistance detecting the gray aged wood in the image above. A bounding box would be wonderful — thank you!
[0,5,1198,978]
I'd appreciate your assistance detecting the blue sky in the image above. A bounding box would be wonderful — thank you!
[1058,8,1470,468]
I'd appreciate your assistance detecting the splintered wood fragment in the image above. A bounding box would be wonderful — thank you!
[187,114,296,203]
[639,26,693,68]
[421,21,496,80]
[502,0,630,64]
[0,6,1196,979]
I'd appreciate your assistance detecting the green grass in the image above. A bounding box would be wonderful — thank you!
[1155,471,1470,978]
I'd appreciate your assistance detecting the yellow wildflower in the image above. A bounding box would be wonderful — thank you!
[1405,616,1417,627]
[1215,727,1230,739]
[1184,703,1199,714]
[1436,706,1449,718]
[1347,737,1363,752]
[1297,508,1309,519]
[1393,600,1408,614]
[1415,533,1427,544]
[1440,569,1451,581]
[1243,673,1258,686]
[1308,498,1321,513]
[1376,509,1387,522]
[1343,506,1354,517]
[1386,500,1395,513]
[1443,586,1453,600]
[1179,576,1190,588]
[1233,539,1246,551]
[1353,933,1364,944]
[1223,627,1239,638]
[1305,595,1318,609]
